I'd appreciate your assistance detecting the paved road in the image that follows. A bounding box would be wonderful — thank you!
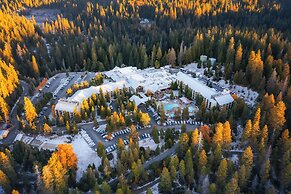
[132,178,160,194]
[143,144,178,169]
[2,81,30,145]
[35,72,96,124]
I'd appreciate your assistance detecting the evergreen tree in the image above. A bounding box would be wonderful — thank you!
[225,172,240,194]
[97,142,105,157]
[241,146,253,179]
[185,149,194,186]
[217,159,228,188]
[159,167,172,193]
[152,125,159,143]
[199,149,207,175]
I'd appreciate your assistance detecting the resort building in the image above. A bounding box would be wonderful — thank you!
[176,72,234,109]
[104,66,176,93]
[55,66,233,114]
[55,81,127,115]
[129,93,150,107]
[54,99,81,117]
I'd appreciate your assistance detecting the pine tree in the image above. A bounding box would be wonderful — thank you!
[179,159,186,180]
[97,142,105,157]
[234,43,243,71]
[252,107,261,143]
[241,146,253,179]
[159,167,172,193]
[238,164,247,189]
[260,159,270,184]
[101,181,112,194]
[243,120,252,141]
[225,172,240,194]
[170,165,177,180]
[66,121,71,134]
[178,133,189,156]
[131,161,140,184]
[199,149,207,174]
[146,188,153,194]
[269,101,286,131]
[103,157,111,178]
[152,125,159,143]
[185,149,194,186]
[217,159,228,187]
[167,48,176,67]
[209,183,217,194]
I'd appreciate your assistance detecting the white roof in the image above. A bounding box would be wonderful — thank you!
[68,80,126,103]
[105,66,174,93]
[214,94,234,106]
[129,95,149,106]
[176,72,233,106]
[55,99,80,113]
[176,72,217,102]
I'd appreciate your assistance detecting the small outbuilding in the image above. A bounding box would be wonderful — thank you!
[200,55,208,63]
[209,58,217,65]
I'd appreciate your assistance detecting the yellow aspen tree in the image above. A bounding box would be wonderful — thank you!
[213,122,223,147]
[56,144,78,170]
[270,101,286,130]
[31,55,39,76]
[140,113,151,126]
[0,170,10,193]
[223,121,232,149]
[43,123,52,135]
[243,120,252,141]
[0,96,9,123]
[252,107,261,132]
[24,97,37,126]
[191,128,199,148]
[42,165,54,193]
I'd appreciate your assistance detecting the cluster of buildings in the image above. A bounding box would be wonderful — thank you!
[55,62,234,116]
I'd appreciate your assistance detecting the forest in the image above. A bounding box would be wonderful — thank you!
[0,0,290,193]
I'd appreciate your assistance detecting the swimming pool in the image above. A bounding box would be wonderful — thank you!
[164,103,179,111]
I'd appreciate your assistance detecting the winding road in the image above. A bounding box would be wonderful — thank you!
[1,81,30,145]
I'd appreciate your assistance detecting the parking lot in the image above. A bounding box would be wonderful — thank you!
[79,116,201,153]
[32,72,96,123]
